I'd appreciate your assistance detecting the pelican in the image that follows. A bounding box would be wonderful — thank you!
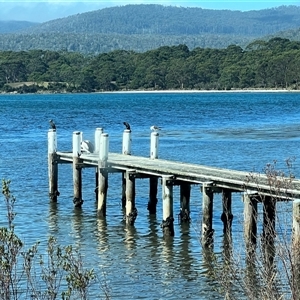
[49,119,56,130]
[123,122,131,130]
[150,125,161,131]
[81,140,94,154]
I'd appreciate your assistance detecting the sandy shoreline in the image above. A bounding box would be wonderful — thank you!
[103,89,300,94]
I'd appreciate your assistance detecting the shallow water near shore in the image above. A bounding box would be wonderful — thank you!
[0,92,299,299]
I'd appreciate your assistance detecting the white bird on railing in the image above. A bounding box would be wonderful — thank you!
[150,125,161,131]
[81,140,94,154]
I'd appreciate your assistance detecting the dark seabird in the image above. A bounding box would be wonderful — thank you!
[150,125,161,131]
[49,119,56,130]
[123,122,131,130]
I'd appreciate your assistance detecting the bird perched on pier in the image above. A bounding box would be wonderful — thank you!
[49,119,56,130]
[123,122,131,130]
[81,140,94,154]
[150,125,161,131]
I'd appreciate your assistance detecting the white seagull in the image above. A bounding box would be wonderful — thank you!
[150,125,161,131]
[81,140,95,154]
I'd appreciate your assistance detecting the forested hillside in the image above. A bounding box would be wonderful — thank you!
[1,38,299,93]
[0,21,38,33]
[0,4,300,53]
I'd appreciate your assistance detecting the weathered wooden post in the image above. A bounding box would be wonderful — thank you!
[179,182,191,223]
[292,199,300,295]
[97,133,109,217]
[161,175,174,236]
[262,196,276,266]
[94,127,103,154]
[48,129,59,202]
[72,131,83,207]
[202,182,214,247]
[122,129,132,155]
[243,192,258,248]
[148,176,158,214]
[121,128,132,208]
[148,131,159,213]
[125,169,138,225]
[150,131,159,159]
[94,128,103,202]
[221,189,233,234]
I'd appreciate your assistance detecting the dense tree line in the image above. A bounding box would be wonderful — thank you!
[1,37,300,93]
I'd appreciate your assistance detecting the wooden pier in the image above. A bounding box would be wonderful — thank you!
[48,128,300,247]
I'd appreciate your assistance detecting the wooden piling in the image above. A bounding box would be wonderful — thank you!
[121,129,131,208]
[94,127,103,154]
[125,169,137,225]
[72,131,83,207]
[121,172,126,209]
[148,176,158,214]
[292,199,300,295]
[202,182,214,247]
[150,132,159,159]
[243,192,258,248]
[48,129,59,202]
[97,133,109,217]
[161,175,174,236]
[179,182,191,223]
[122,129,132,155]
[221,189,233,234]
[262,196,276,266]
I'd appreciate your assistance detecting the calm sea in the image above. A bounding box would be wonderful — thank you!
[0,91,300,299]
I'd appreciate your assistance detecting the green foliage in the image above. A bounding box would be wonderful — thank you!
[0,179,101,299]
[1,38,300,93]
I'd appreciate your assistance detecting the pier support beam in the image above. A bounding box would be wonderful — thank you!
[202,182,214,247]
[97,133,109,217]
[48,129,59,202]
[94,128,103,202]
[125,170,138,225]
[121,172,126,209]
[262,196,276,266]
[179,182,191,223]
[221,189,233,234]
[150,131,159,159]
[292,199,300,296]
[243,192,258,249]
[122,129,132,155]
[148,176,158,214]
[161,175,174,237]
[72,131,83,207]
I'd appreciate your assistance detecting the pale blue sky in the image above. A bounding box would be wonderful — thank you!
[0,0,299,23]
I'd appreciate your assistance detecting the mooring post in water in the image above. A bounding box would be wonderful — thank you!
[202,182,214,247]
[94,127,103,154]
[161,175,174,236]
[221,189,233,234]
[122,129,132,155]
[121,129,132,208]
[262,196,276,266]
[94,128,103,202]
[125,169,137,225]
[292,199,300,291]
[97,133,109,217]
[72,131,83,207]
[150,131,159,159]
[148,176,158,214]
[179,182,191,223]
[243,191,258,248]
[48,129,59,202]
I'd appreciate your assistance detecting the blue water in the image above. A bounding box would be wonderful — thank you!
[0,91,299,299]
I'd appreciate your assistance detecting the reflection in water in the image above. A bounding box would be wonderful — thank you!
[124,224,138,251]
[96,217,109,253]
[71,207,84,247]
[48,201,59,234]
